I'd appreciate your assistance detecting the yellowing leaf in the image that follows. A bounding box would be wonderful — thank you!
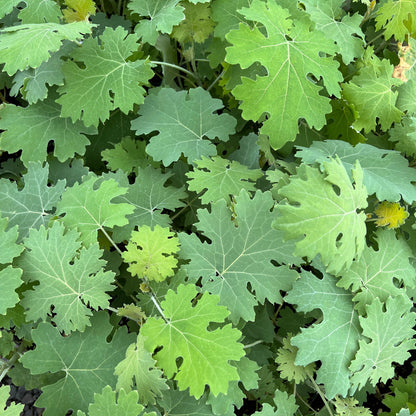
[374,201,409,229]
[276,335,315,384]
[63,0,96,22]
[122,225,180,282]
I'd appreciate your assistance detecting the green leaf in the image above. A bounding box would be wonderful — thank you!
[56,173,135,247]
[131,87,236,166]
[141,284,245,398]
[0,162,65,242]
[111,165,187,242]
[297,140,416,203]
[77,386,155,416]
[0,98,96,166]
[303,0,365,64]
[375,0,416,41]
[179,190,299,323]
[253,390,299,416]
[172,2,214,43]
[56,26,154,127]
[274,158,368,275]
[186,156,263,204]
[349,296,416,391]
[0,386,24,416]
[333,397,372,416]
[18,0,62,23]
[389,115,416,158]
[0,217,23,315]
[101,137,151,175]
[156,388,213,415]
[0,1,20,19]
[211,0,250,39]
[122,225,180,282]
[206,357,260,415]
[17,222,115,333]
[225,0,342,149]
[342,58,403,132]
[114,334,168,405]
[276,335,315,384]
[10,42,74,104]
[20,312,135,416]
[285,270,361,399]
[337,229,416,314]
[129,0,185,45]
[0,21,91,75]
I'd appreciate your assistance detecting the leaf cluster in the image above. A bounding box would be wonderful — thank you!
[1,0,416,415]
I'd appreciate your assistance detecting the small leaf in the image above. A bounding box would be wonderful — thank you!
[374,201,409,229]
[63,0,96,22]
[122,225,180,282]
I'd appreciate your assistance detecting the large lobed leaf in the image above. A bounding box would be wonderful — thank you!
[285,270,361,398]
[179,190,299,323]
[131,87,236,166]
[225,0,342,149]
[17,222,115,333]
[57,26,154,126]
[20,312,135,416]
[141,284,245,398]
[0,21,91,75]
[274,158,368,275]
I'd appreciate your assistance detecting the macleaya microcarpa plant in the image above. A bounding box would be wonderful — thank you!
[0,0,416,415]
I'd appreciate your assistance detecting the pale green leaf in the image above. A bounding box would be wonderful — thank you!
[297,140,416,203]
[114,334,168,405]
[342,58,403,132]
[57,26,154,126]
[375,0,416,41]
[20,313,135,416]
[129,0,185,44]
[274,158,368,275]
[0,162,66,242]
[122,225,179,282]
[56,173,135,247]
[253,390,298,416]
[77,386,151,416]
[18,222,115,333]
[179,190,299,323]
[0,1,20,19]
[304,0,365,64]
[285,270,361,398]
[141,284,245,398]
[186,156,263,204]
[337,229,416,314]
[0,21,91,75]
[172,2,214,43]
[211,0,251,39]
[0,386,24,416]
[350,296,416,391]
[0,98,96,166]
[225,0,342,149]
[18,0,62,23]
[111,166,187,242]
[132,87,236,166]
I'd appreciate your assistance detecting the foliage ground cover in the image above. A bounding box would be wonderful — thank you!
[0,0,416,415]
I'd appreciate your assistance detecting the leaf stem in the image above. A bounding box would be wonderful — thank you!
[150,61,200,83]
[0,343,25,384]
[100,227,123,256]
[308,374,334,416]
[207,69,225,92]
[243,340,263,349]
[150,293,167,322]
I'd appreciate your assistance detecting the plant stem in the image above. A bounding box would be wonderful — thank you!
[243,340,263,349]
[207,69,225,92]
[308,374,334,416]
[0,343,25,384]
[150,61,200,83]
[100,226,123,256]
